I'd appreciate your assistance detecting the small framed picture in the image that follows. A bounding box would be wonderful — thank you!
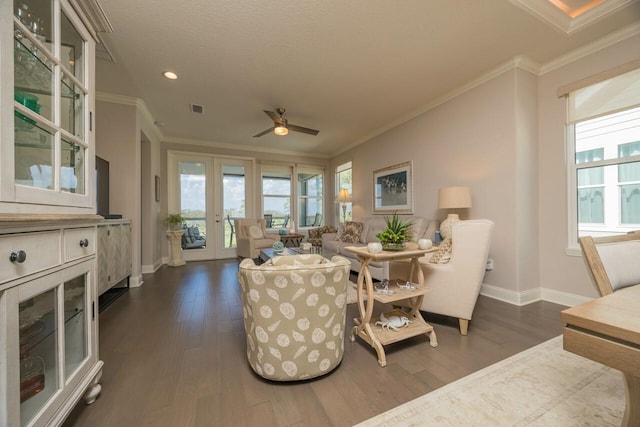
[372,161,413,214]
[155,175,160,202]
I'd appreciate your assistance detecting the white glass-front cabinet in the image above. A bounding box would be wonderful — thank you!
[1,1,106,425]
[1,0,96,214]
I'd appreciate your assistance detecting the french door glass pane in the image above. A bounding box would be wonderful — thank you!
[223,165,245,249]
[64,275,87,379]
[19,288,58,426]
[180,161,206,248]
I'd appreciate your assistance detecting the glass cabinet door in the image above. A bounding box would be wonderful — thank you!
[16,266,91,427]
[19,288,58,426]
[12,0,91,201]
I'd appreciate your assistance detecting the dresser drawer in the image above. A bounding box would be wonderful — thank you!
[0,231,61,284]
[64,227,96,262]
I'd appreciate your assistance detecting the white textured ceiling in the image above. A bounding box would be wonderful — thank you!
[96,0,640,157]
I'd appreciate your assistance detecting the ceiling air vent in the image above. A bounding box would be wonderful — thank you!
[190,104,204,114]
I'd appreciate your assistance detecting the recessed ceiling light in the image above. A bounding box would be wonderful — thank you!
[163,71,178,80]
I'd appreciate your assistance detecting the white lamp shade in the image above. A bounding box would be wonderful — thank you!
[438,186,472,209]
[337,188,351,203]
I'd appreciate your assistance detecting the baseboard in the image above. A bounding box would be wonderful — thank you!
[141,261,163,274]
[480,284,594,307]
[480,284,541,306]
[129,274,144,287]
[540,288,594,307]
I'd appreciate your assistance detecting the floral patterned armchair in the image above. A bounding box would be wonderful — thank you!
[237,254,351,381]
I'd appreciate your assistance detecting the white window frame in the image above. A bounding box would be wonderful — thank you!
[567,108,640,255]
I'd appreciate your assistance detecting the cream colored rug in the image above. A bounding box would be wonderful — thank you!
[346,281,368,304]
[355,336,624,426]
[347,281,358,304]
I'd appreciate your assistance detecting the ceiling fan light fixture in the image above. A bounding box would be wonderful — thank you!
[274,125,288,136]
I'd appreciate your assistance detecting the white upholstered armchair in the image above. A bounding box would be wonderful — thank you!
[235,218,280,259]
[390,219,494,335]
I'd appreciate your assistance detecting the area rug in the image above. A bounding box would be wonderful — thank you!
[346,281,369,304]
[355,335,625,426]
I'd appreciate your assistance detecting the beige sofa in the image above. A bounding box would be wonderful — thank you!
[321,216,439,281]
[390,219,494,335]
[237,254,351,381]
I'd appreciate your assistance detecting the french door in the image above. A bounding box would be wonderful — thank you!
[168,151,253,260]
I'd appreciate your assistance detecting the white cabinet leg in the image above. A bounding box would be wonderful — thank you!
[83,368,103,404]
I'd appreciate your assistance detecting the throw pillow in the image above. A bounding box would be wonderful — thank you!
[336,221,363,244]
[429,237,452,264]
[246,224,264,239]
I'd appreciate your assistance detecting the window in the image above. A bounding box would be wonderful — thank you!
[567,66,640,248]
[262,167,292,229]
[336,162,352,222]
[297,169,323,227]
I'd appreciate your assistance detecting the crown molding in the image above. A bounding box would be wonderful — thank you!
[69,0,113,34]
[335,56,542,156]
[95,92,163,141]
[540,21,640,75]
[510,0,635,34]
[162,136,331,160]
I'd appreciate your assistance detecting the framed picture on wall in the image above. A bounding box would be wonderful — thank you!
[155,175,160,202]
[372,161,413,214]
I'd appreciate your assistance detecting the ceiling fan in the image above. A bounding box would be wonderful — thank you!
[253,108,319,137]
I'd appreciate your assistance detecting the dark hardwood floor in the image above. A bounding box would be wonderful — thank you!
[63,260,566,427]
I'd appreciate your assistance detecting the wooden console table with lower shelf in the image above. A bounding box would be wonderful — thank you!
[345,244,438,367]
[561,285,640,427]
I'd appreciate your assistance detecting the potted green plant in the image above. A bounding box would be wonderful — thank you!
[166,213,184,231]
[376,213,413,250]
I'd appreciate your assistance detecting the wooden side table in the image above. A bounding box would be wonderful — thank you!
[345,244,438,367]
[279,233,304,248]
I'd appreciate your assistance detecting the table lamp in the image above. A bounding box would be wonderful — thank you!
[438,186,471,239]
[337,188,351,223]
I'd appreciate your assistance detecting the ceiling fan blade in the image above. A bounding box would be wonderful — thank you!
[288,124,319,136]
[264,110,283,125]
[253,127,274,137]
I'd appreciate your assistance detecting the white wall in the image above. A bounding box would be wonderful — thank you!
[96,96,163,285]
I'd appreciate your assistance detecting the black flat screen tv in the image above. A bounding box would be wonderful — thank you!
[96,156,109,218]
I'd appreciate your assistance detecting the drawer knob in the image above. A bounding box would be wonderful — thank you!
[10,250,27,263]
[79,239,89,248]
